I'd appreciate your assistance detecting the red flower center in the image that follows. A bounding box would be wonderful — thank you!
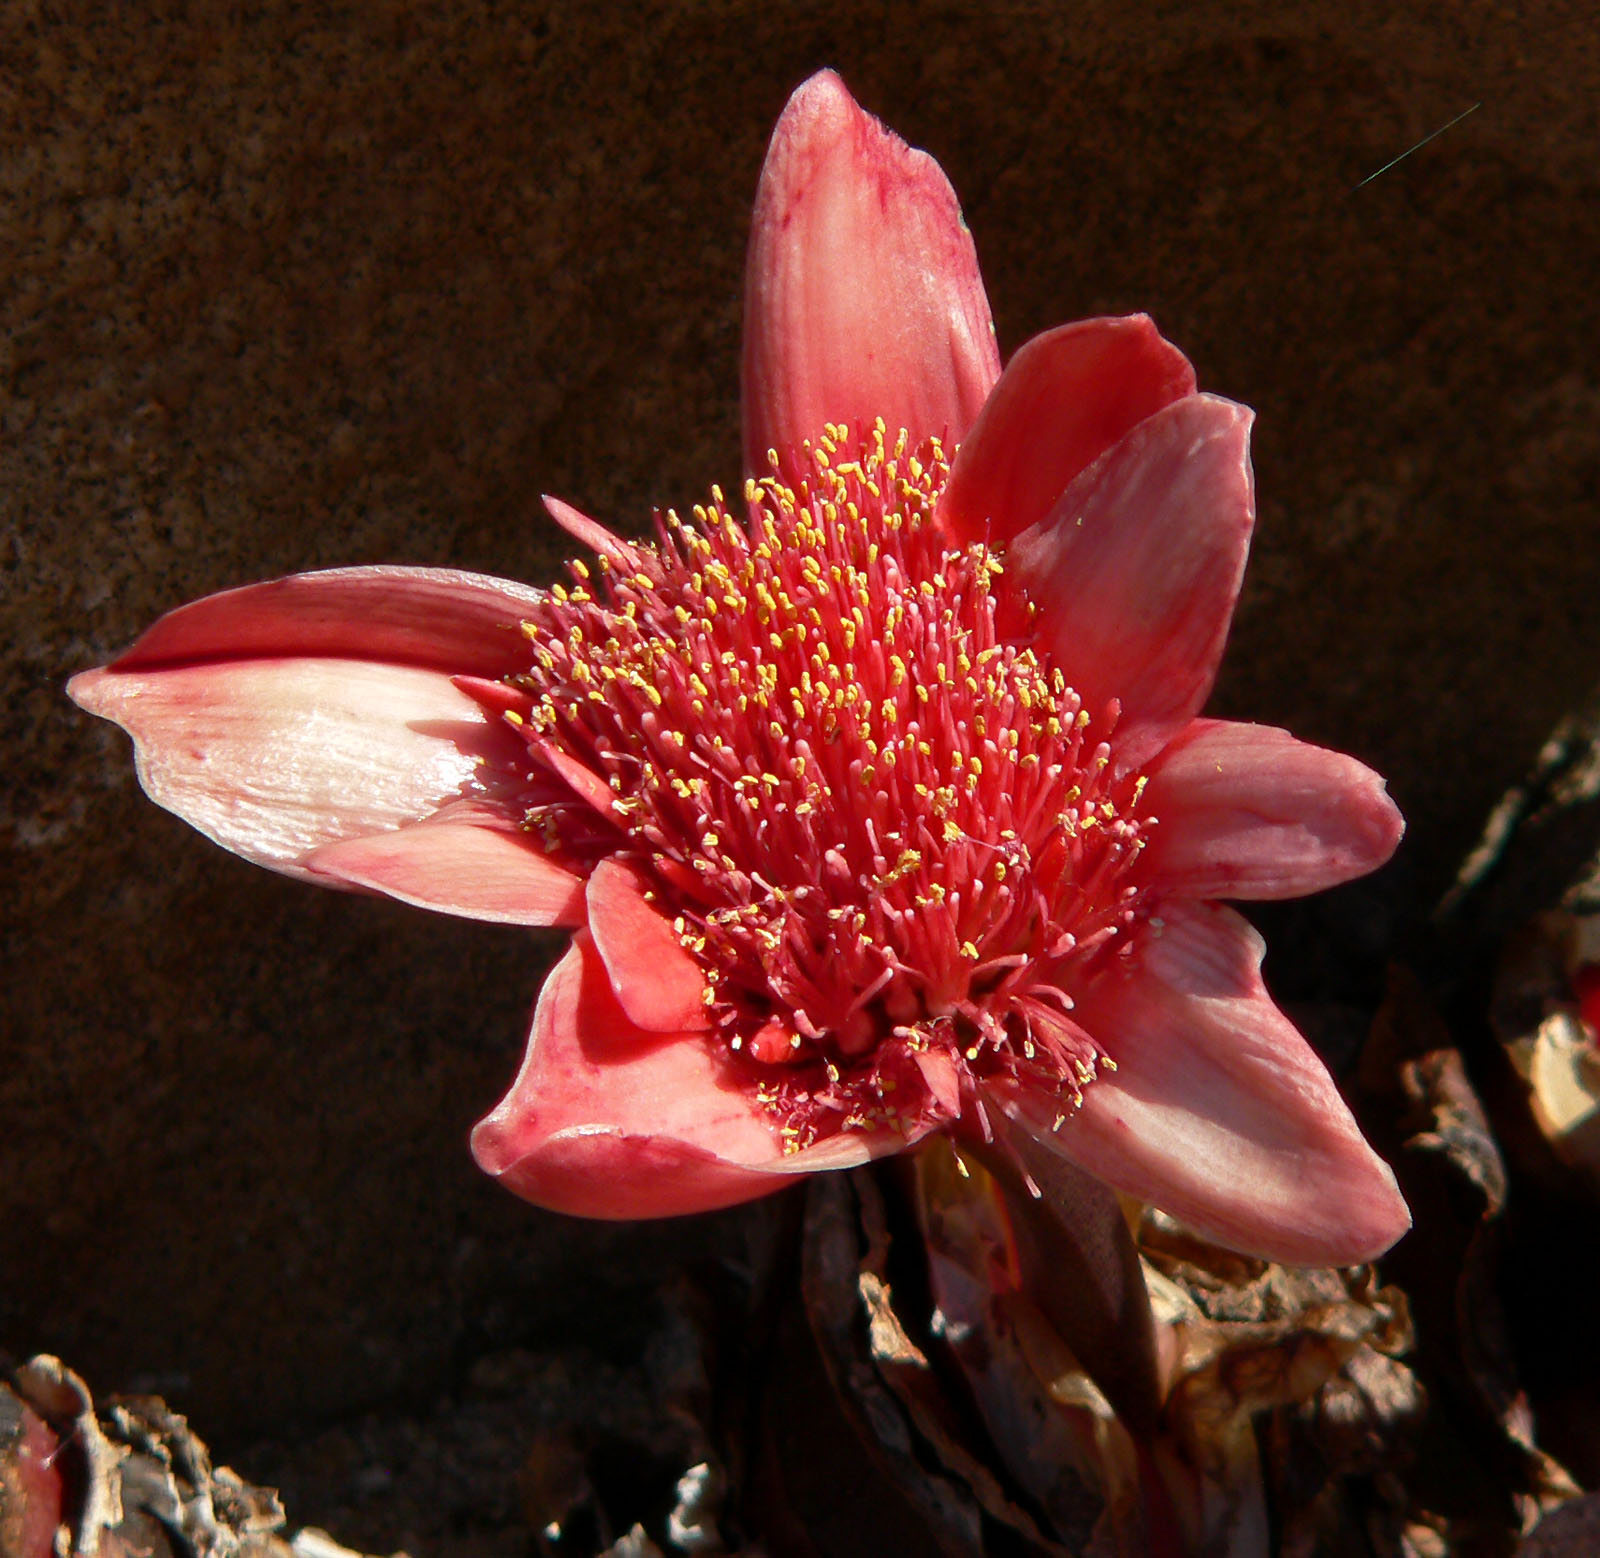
[503,423,1157,1142]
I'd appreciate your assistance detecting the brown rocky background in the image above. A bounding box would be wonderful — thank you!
[3,0,1598,1551]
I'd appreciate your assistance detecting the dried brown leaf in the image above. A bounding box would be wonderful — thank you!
[5,1357,392,1558]
[799,1169,1077,1557]
[1491,912,1600,1189]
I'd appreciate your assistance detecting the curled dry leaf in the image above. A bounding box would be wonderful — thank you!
[1,1357,390,1558]
[1145,1225,1415,1466]
[1359,971,1586,1546]
[1429,680,1600,1500]
[912,1142,1144,1555]
[921,1148,1421,1556]
[1435,680,1600,931]
[7,1357,127,1558]
[1491,912,1600,1190]
[1137,1213,1418,1556]
[1429,680,1600,1227]
[969,1111,1163,1436]
[797,1152,1420,1557]
[799,1169,1083,1557]
[1478,914,1600,1499]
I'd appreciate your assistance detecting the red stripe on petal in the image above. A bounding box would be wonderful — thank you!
[742,70,1000,472]
[939,316,1196,549]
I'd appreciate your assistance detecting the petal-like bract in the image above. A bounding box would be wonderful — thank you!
[742,70,1001,472]
[470,932,917,1219]
[1136,719,1405,900]
[1000,903,1410,1266]
[68,567,556,905]
[70,655,506,879]
[306,801,585,925]
[586,858,711,1032]
[938,314,1197,549]
[1009,394,1256,770]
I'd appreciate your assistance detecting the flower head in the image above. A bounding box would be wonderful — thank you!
[70,71,1408,1264]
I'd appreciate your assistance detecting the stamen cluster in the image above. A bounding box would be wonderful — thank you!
[499,424,1155,1143]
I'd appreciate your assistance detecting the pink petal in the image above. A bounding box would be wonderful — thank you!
[102,565,547,680]
[68,656,521,881]
[534,739,619,821]
[741,70,1000,472]
[471,932,902,1218]
[305,801,585,925]
[1136,719,1405,900]
[543,495,644,570]
[586,858,710,1031]
[938,315,1196,548]
[912,1045,963,1121]
[1010,394,1255,771]
[998,903,1409,1265]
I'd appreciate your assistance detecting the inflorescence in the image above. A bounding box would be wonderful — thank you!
[472,423,1155,1146]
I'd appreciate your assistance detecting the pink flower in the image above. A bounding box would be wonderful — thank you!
[70,72,1408,1264]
